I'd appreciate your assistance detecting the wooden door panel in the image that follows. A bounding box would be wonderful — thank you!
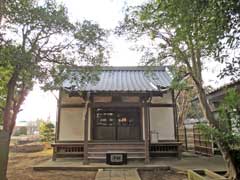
[117,127,140,140]
[95,127,115,140]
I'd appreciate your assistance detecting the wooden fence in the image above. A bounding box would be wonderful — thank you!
[178,125,214,156]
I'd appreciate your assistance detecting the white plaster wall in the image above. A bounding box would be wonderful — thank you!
[59,108,85,141]
[151,92,172,104]
[150,107,175,140]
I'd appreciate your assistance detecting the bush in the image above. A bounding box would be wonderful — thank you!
[39,122,55,143]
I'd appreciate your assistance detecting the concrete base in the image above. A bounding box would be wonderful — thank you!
[33,155,226,173]
[96,169,141,180]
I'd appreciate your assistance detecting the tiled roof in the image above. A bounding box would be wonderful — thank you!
[62,66,172,92]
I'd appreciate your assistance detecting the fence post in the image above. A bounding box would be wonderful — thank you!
[184,126,188,151]
[193,126,196,153]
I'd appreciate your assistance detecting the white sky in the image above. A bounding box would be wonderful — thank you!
[16,0,229,125]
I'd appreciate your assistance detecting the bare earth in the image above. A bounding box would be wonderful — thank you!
[8,150,96,180]
[8,150,187,180]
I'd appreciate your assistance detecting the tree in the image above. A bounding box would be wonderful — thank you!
[117,0,240,179]
[171,73,198,127]
[39,121,54,143]
[198,88,240,177]
[0,0,109,179]
[220,58,240,81]
[0,66,11,128]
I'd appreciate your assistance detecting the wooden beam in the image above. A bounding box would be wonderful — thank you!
[60,104,85,108]
[91,102,142,108]
[144,101,150,164]
[149,103,173,107]
[83,92,90,165]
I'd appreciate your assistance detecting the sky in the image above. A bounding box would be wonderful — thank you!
[16,0,230,125]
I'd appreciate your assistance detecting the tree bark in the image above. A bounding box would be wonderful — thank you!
[218,144,239,180]
[0,131,10,180]
[3,71,18,132]
[1,71,22,180]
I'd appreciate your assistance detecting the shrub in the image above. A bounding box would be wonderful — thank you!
[39,122,55,143]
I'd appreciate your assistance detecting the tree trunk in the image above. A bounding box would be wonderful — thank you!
[0,131,10,180]
[1,71,18,180]
[218,144,239,180]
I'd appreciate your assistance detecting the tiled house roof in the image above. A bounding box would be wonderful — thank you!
[63,66,172,92]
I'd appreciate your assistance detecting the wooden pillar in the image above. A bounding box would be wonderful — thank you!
[172,90,178,141]
[55,89,62,141]
[144,100,150,164]
[83,92,90,165]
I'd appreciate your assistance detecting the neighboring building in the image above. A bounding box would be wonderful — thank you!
[52,66,181,163]
[206,80,240,113]
[186,80,240,124]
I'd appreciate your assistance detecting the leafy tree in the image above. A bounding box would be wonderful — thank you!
[220,58,240,81]
[117,0,240,179]
[0,0,109,179]
[39,121,54,143]
[172,74,198,126]
[198,89,240,177]
[0,66,11,127]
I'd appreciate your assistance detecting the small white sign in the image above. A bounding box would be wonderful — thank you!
[110,154,123,162]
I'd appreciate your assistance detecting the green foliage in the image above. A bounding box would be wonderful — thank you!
[1,0,109,90]
[198,88,240,149]
[0,0,109,132]
[117,0,240,83]
[187,102,204,119]
[0,63,13,125]
[39,121,54,142]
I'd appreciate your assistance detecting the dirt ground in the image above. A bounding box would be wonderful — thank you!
[7,150,96,180]
[138,169,187,180]
[7,150,187,180]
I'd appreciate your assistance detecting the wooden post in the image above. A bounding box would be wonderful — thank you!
[184,126,188,151]
[52,146,56,161]
[83,92,90,165]
[55,89,61,142]
[144,100,150,164]
[171,90,178,141]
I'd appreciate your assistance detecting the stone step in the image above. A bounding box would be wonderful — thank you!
[95,168,141,180]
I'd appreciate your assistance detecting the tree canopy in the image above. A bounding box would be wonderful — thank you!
[117,0,240,78]
[0,0,110,132]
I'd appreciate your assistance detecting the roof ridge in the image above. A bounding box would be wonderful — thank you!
[100,66,168,71]
[70,66,170,72]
